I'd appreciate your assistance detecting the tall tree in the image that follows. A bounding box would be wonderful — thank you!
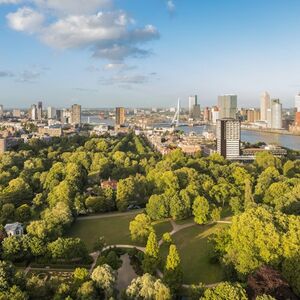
[226,207,282,274]
[244,178,256,210]
[164,244,183,291]
[91,264,116,299]
[200,282,248,300]
[143,232,160,274]
[145,232,159,259]
[126,273,171,300]
[129,214,154,242]
[193,196,210,224]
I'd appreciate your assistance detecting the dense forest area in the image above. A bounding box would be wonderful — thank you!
[0,132,299,299]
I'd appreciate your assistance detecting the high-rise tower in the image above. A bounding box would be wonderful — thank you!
[217,118,241,159]
[271,99,282,129]
[260,91,270,122]
[116,107,125,126]
[37,101,43,120]
[218,95,237,119]
[71,104,81,126]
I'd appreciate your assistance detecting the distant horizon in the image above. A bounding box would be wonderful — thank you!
[1,104,297,111]
[1,0,300,107]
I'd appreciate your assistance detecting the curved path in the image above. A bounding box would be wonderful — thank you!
[216,220,232,224]
[158,220,196,246]
[102,244,145,253]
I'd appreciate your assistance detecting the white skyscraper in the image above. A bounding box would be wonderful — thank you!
[47,107,56,119]
[218,95,237,119]
[266,108,272,128]
[0,105,3,118]
[31,104,37,120]
[189,95,197,117]
[260,91,270,121]
[271,99,282,129]
[217,118,241,159]
[37,101,43,121]
[295,93,300,112]
[71,104,81,125]
[211,106,220,124]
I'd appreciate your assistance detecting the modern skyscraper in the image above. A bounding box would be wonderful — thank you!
[192,105,201,120]
[211,106,219,124]
[47,107,56,119]
[189,95,196,116]
[56,110,64,123]
[218,95,237,119]
[30,105,37,120]
[63,109,72,124]
[203,107,211,122]
[295,93,300,112]
[260,91,270,121]
[271,99,282,129]
[116,107,125,126]
[266,108,272,128]
[37,101,43,120]
[71,104,81,125]
[217,118,241,159]
[246,109,260,123]
[188,95,201,119]
[0,105,3,118]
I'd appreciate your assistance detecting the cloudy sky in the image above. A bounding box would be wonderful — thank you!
[1,0,300,108]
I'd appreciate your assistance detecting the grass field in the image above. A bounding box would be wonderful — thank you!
[160,223,228,285]
[68,213,172,251]
[68,212,229,285]
[153,219,173,239]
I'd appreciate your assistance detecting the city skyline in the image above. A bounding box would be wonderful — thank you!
[1,0,300,107]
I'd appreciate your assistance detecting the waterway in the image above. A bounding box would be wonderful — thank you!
[180,125,300,151]
[82,116,300,151]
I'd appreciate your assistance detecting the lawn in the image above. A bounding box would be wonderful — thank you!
[153,219,173,240]
[160,223,228,285]
[67,213,172,251]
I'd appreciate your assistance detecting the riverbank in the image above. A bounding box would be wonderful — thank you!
[241,126,300,137]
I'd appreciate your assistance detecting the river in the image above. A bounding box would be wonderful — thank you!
[82,116,300,151]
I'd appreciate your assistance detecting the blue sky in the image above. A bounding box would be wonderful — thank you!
[0,0,300,108]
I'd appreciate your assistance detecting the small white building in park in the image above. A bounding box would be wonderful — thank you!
[4,222,24,237]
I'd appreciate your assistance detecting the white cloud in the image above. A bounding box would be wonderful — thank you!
[17,69,41,82]
[103,63,136,71]
[100,74,148,85]
[6,1,159,63]
[33,0,112,15]
[93,44,151,61]
[0,70,15,77]
[0,0,22,4]
[40,12,129,49]
[167,0,175,12]
[7,7,44,33]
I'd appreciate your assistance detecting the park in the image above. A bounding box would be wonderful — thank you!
[67,210,229,285]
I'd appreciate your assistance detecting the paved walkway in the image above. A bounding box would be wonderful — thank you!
[158,219,196,246]
[89,251,100,274]
[102,244,145,253]
[23,216,232,290]
[116,254,138,291]
[215,220,232,224]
